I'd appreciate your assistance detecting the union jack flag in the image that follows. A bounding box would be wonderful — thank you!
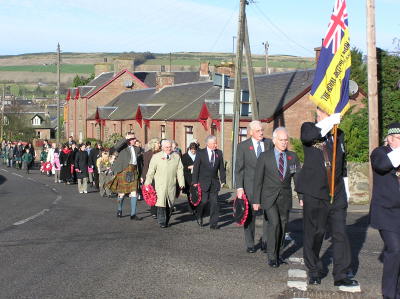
[322,0,348,54]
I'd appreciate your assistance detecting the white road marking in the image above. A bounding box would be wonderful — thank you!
[27,177,36,182]
[1,168,8,172]
[52,195,62,205]
[339,285,361,293]
[13,209,50,226]
[12,172,23,178]
[287,281,307,291]
[288,269,307,279]
[288,257,304,264]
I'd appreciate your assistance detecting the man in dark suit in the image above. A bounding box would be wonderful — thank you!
[253,127,301,267]
[192,135,226,229]
[235,120,273,253]
[370,122,400,299]
[295,108,357,287]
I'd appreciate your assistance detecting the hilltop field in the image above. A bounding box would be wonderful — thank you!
[0,52,314,97]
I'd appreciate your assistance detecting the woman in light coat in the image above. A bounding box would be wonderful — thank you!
[144,139,184,228]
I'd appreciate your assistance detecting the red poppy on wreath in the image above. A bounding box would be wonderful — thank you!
[287,156,292,161]
[249,146,254,150]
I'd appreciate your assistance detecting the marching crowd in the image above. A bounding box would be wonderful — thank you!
[1,107,400,298]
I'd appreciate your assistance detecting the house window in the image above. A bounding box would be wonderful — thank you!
[32,116,41,126]
[37,131,41,138]
[185,126,194,150]
[239,127,248,143]
[3,116,9,125]
[160,125,166,139]
[129,124,133,132]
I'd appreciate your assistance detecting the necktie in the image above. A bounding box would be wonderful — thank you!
[256,141,262,158]
[166,154,170,160]
[279,152,284,181]
[210,150,215,166]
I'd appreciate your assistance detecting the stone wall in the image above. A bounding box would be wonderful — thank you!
[347,162,370,204]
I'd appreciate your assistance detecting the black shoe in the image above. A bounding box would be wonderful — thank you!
[334,278,358,287]
[152,214,157,219]
[308,276,321,285]
[130,215,142,221]
[268,260,279,268]
[195,216,203,227]
[160,224,168,228]
[210,225,219,230]
[117,211,122,218]
[246,247,256,253]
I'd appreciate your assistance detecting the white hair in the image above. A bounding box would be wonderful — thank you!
[161,139,172,147]
[205,135,217,144]
[272,127,288,139]
[248,120,262,131]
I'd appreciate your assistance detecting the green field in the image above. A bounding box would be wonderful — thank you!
[147,56,314,69]
[0,64,94,74]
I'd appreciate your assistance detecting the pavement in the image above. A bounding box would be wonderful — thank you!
[0,165,383,298]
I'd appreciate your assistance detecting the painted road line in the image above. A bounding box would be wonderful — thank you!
[1,168,8,172]
[52,195,62,205]
[287,281,307,291]
[288,269,307,279]
[13,209,50,226]
[288,257,304,264]
[339,285,361,293]
[12,172,23,178]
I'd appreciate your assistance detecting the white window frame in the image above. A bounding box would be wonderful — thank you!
[32,115,41,126]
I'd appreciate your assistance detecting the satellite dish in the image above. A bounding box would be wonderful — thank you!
[124,80,133,88]
[349,80,359,98]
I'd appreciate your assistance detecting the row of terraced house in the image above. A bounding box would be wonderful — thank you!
[64,49,365,181]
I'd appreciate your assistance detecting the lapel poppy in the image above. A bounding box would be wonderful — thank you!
[249,146,254,150]
[287,155,292,161]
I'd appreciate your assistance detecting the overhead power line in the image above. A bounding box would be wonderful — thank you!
[252,3,314,55]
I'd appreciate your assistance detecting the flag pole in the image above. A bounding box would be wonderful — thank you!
[330,124,338,204]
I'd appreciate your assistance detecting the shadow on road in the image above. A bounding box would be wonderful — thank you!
[170,191,235,227]
[0,175,7,186]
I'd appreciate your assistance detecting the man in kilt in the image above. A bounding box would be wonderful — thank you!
[108,132,142,220]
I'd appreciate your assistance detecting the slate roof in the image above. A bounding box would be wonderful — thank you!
[87,69,315,122]
[96,107,117,119]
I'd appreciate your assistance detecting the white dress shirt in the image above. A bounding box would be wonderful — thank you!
[251,138,265,156]
[129,146,137,165]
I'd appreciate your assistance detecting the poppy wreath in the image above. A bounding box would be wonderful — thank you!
[190,183,202,207]
[43,161,52,172]
[233,192,249,226]
[142,184,157,206]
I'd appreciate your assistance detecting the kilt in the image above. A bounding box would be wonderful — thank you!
[107,164,138,194]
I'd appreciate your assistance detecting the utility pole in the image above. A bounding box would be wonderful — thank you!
[1,84,4,139]
[231,0,246,187]
[263,41,269,74]
[243,15,258,120]
[367,0,379,197]
[232,36,236,62]
[56,43,61,144]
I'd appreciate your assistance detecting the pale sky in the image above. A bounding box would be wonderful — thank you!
[0,0,398,57]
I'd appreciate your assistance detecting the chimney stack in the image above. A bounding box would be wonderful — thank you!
[314,46,322,64]
[156,72,175,92]
[199,62,210,78]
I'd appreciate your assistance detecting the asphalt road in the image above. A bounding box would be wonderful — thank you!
[0,166,384,298]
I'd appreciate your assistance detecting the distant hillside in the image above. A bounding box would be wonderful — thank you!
[0,52,315,94]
